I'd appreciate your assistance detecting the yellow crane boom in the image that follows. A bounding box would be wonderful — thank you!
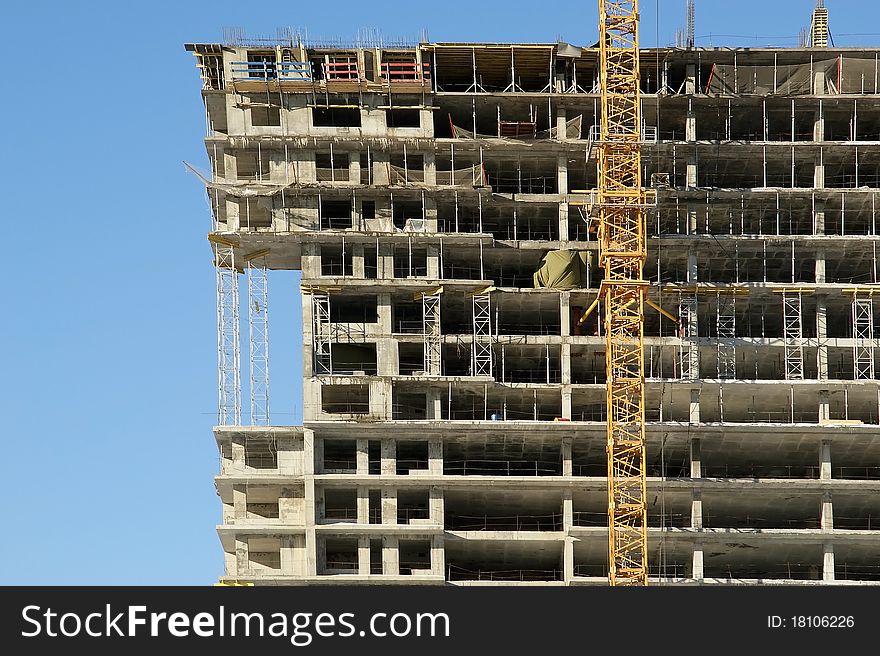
[597,0,649,586]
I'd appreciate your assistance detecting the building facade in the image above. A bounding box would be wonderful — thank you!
[187,39,880,584]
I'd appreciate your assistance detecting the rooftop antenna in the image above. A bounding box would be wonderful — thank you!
[686,0,695,48]
[810,0,829,48]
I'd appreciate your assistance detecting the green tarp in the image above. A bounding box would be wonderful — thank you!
[533,250,592,289]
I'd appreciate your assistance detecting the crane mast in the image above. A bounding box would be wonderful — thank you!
[597,0,649,586]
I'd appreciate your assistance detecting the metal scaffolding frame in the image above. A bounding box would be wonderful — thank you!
[312,293,332,375]
[472,293,493,377]
[213,237,241,425]
[782,292,805,380]
[422,291,442,376]
[247,254,270,425]
[852,295,875,380]
[716,295,736,380]
[678,295,699,380]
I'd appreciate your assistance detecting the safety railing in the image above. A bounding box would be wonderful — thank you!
[381,61,431,83]
[446,513,562,531]
[443,459,562,476]
[447,565,562,581]
[324,61,359,80]
[231,60,313,81]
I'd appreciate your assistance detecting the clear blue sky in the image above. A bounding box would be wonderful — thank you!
[1,0,878,585]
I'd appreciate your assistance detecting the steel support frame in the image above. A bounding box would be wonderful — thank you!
[247,260,270,425]
[423,293,442,376]
[312,293,332,376]
[598,0,648,586]
[472,294,493,377]
[783,293,805,380]
[716,295,736,380]
[678,294,699,380]
[852,296,875,380]
[215,244,241,425]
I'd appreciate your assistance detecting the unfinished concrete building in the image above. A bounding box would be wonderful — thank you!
[186,36,880,585]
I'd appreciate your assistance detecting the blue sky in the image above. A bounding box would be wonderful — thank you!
[1,0,879,585]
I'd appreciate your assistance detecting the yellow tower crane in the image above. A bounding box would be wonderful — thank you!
[580,0,651,586]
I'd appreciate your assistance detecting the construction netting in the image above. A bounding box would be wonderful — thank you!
[533,250,592,289]
[390,163,487,186]
[450,115,583,141]
[706,57,879,95]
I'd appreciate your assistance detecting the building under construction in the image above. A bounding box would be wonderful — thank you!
[186,17,880,585]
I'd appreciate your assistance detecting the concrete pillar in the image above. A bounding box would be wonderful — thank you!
[428,439,443,474]
[821,492,833,531]
[815,249,826,283]
[692,542,703,580]
[382,487,398,526]
[378,241,395,279]
[686,112,697,142]
[819,390,830,422]
[562,490,574,583]
[349,151,360,186]
[687,247,698,281]
[382,536,400,575]
[356,438,369,475]
[689,388,701,424]
[429,486,444,524]
[231,435,245,471]
[557,155,568,194]
[373,150,390,185]
[235,537,249,576]
[816,296,828,381]
[357,486,369,523]
[813,109,825,141]
[358,536,371,575]
[380,439,396,475]
[281,535,296,575]
[560,292,571,335]
[561,342,572,384]
[352,243,365,278]
[823,543,835,582]
[690,438,702,478]
[685,63,696,95]
[426,390,443,419]
[301,242,321,278]
[563,537,575,583]
[686,156,698,189]
[561,387,572,420]
[691,491,703,529]
[820,440,832,480]
[561,437,573,476]
[423,151,437,185]
[814,158,825,188]
[303,430,317,575]
[556,108,567,142]
[431,534,445,577]
[559,201,569,241]
[427,245,440,278]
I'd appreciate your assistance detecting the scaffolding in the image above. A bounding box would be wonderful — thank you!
[678,294,699,380]
[246,253,270,425]
[312,293,332,375]
[472,292,493,377]
[852,294,875,380]
[422,290,442,376]
[211,236,242,426]
[716,295,736,380]
[781,291,805,381]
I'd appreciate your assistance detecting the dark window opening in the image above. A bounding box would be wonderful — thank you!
[313,107,362,127]
[386,109,421,128]
[330,295,378,323]
[322,384,369,414]
[361,200,376,219]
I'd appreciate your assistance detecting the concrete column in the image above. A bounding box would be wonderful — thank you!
[692,542,704,580]
[357,486,369,523]
[689,388,701,424]
[561,342,572,384]
[561,437,573,476]
[686,112,697,142]
[685,63,696,95]
[428,439,443,474]
[687,247,698,281]
[382,487,398,526]
[429,486,444,524]
[561,387,572,420]
[235,537,249,576]
[562,490,574,583]
[427,245,440,278]
[382,536,400,575]
[352,243,365,278]
[690,438,702,478]
[814,157,825,188]
[313,437,324,474]
[231,435,245,471]
[820,440,832,480]
[813,109,825,141]
[559,201,569,241]
[358,536,371,575]
[303,429,317,575]
[373,151,390,185]
[823,543,835,582]
[815,249,826,283]
[557,155,568,194]
[426,390,443,419]
[233,484,247,520]
[560,292,571,336]
[821,492,833,531]
[691,491,703,529]
[556,108,567,142]
[423,151,437,185]
[378,241,395,279]
[369,379,393,419]
[424,196,438,233]
[356,438,369,475]
[280,535,296,575]
[686,156,698,189]
[301,242,321,278]
[819,390,830,422]
[381,439,396,475]
[431,534,445,577]
[349,151,361,185]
